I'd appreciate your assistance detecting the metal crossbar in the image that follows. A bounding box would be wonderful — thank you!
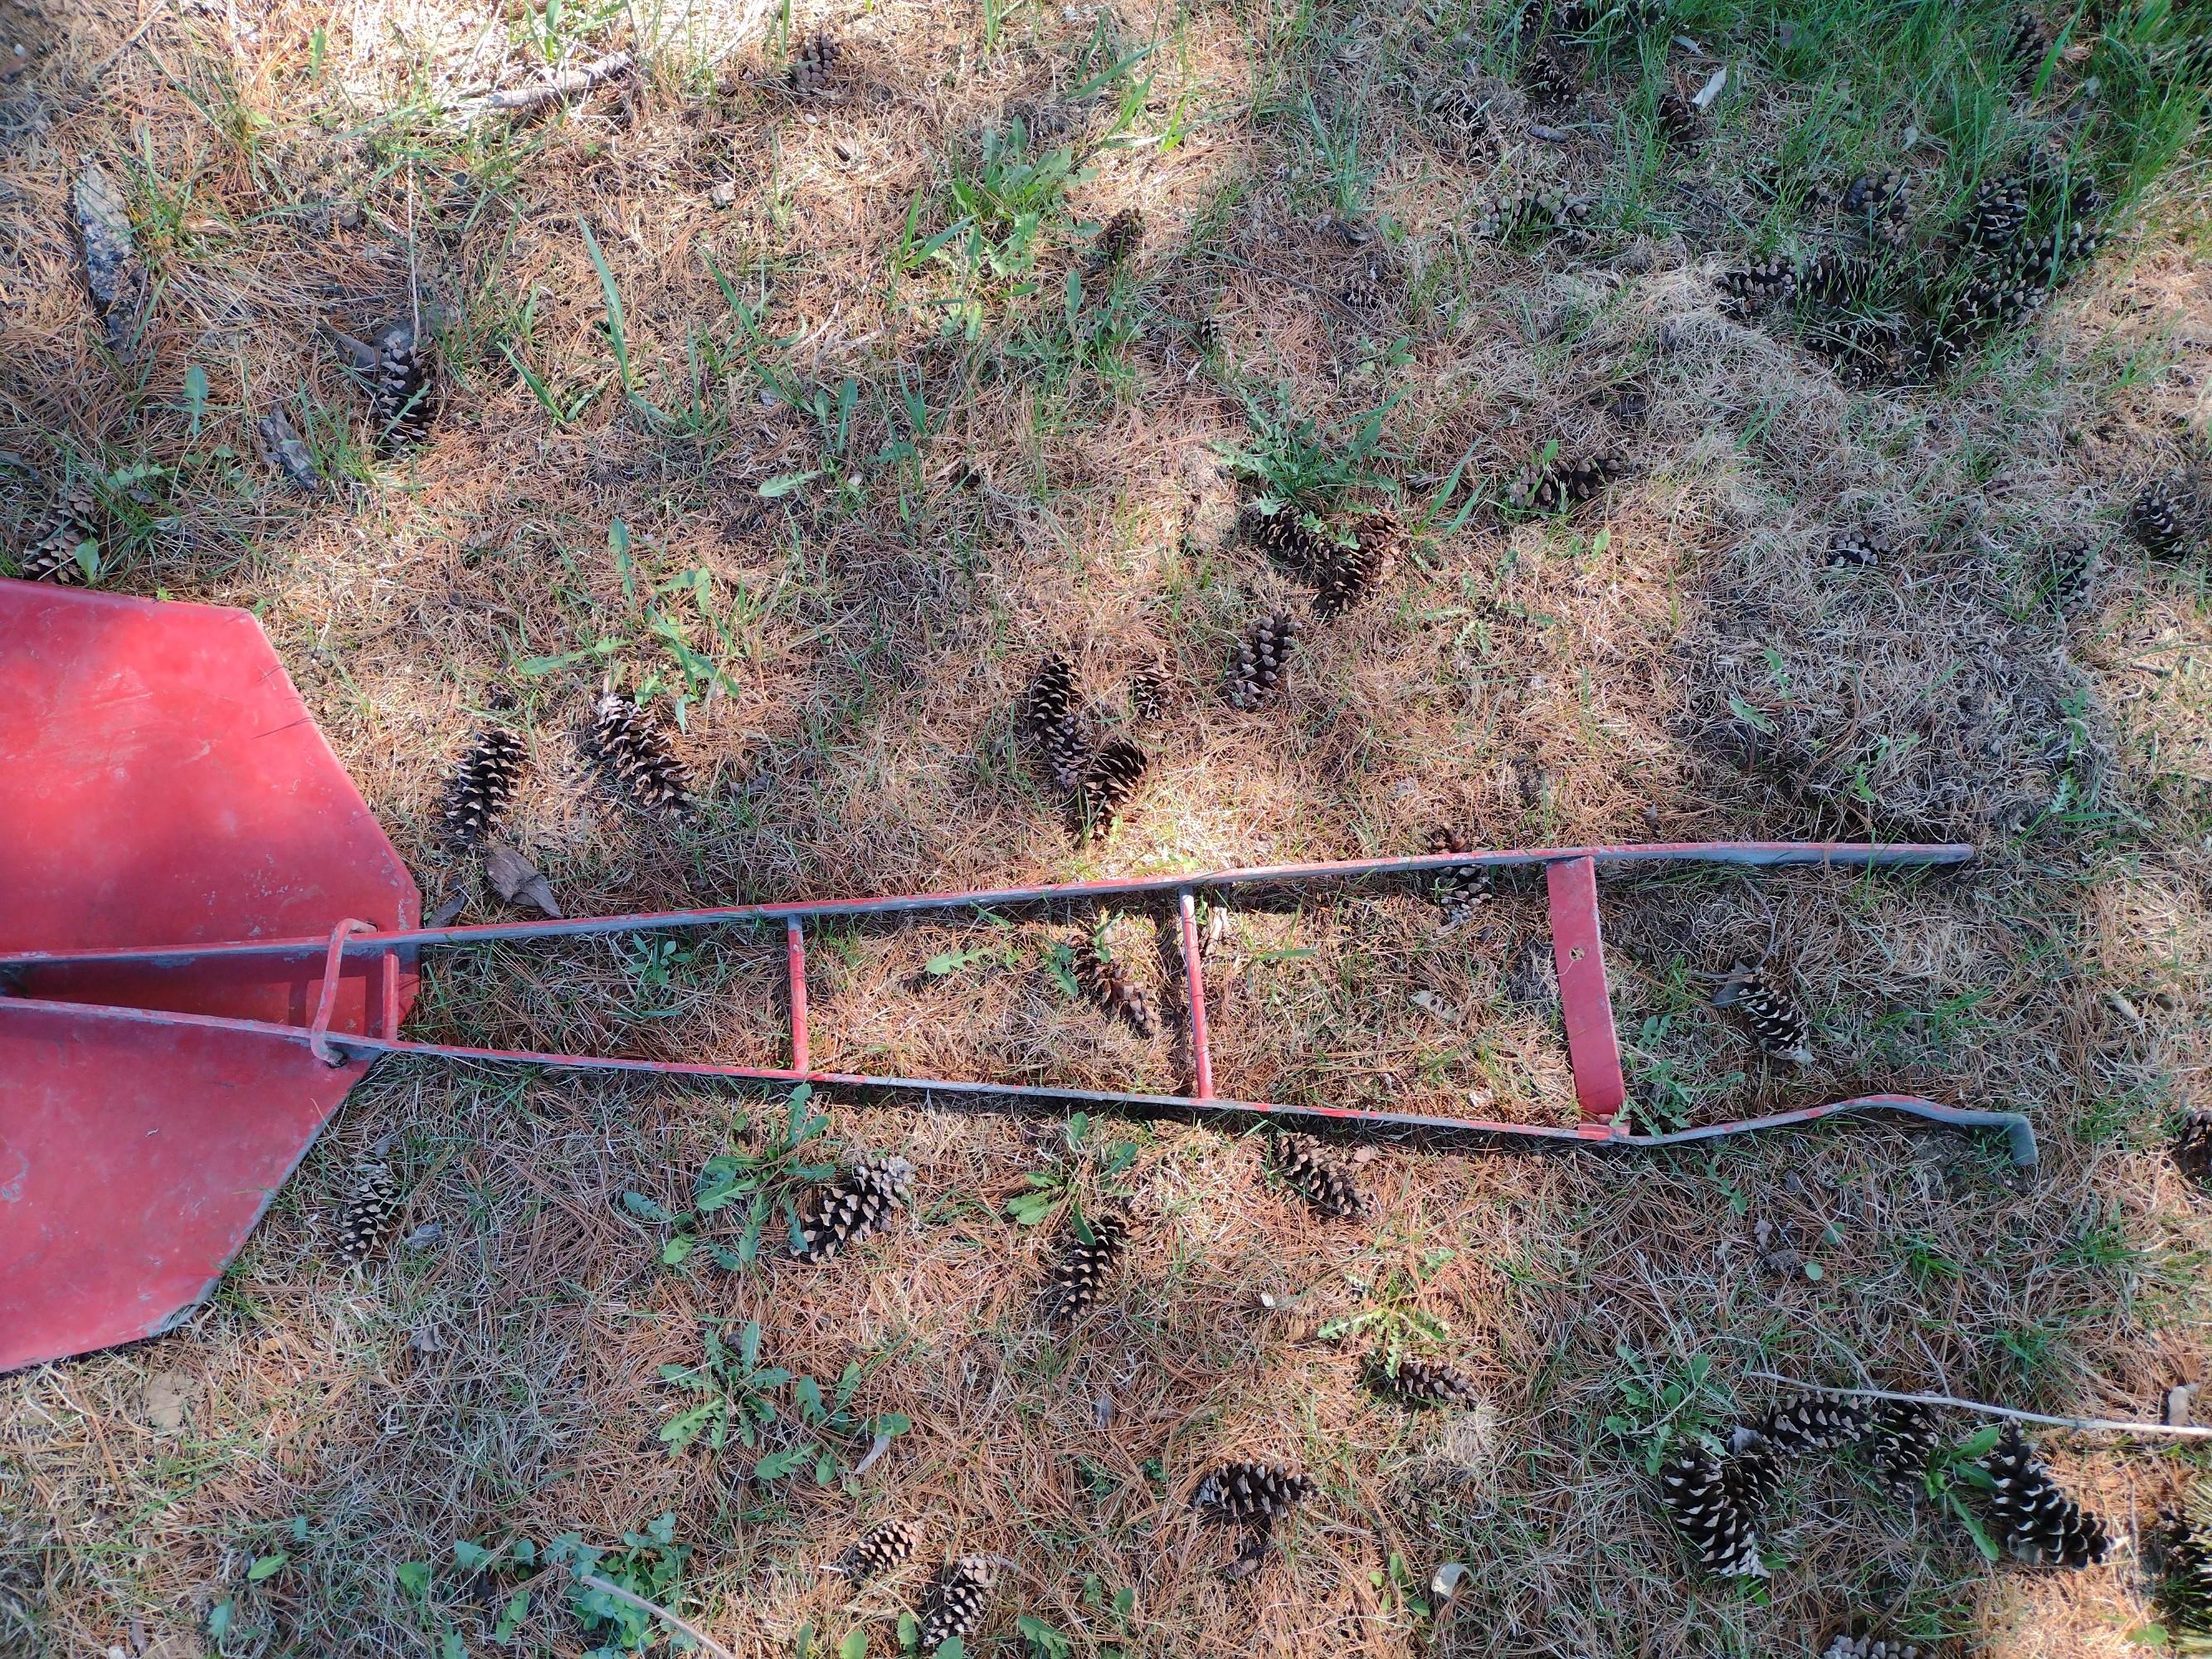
[0,839,2037,1165]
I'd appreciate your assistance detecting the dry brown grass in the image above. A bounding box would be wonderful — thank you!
[4,0,2211,1654]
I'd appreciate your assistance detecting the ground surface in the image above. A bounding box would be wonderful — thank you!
[2,0,2210,1654]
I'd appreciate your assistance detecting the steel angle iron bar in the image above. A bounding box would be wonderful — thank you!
[0,839,2034,1166]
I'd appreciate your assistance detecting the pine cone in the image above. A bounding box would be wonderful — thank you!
[591,693,693,816]
[1505,449,1626,514]
[1245,504,1333,575]
[2161,1480,2212,1631]
[1657,1448,1768,1578]
[1340,269,1384,314]
[1026,652,1090,791]
[1799,250,1875,309]
[1857,1399,1940,1501]
[2126,477,2195,557]
[443,727,527,844]
[1192,1462,1315,1530]
[1078,737,1148,834]
[1373,1353,1481,1410]
[1096,207,1143,266]
[836,1519,917,1582]
[1840,170,1907,219]
[1907,317,1973,381]
[1228,613,1300,709]
[1267,1131,1364,1219]
[1966,177,2029,251]
[1825,533,1884,570]
[1422,76,1496,159]
[370,324,435,448]
[1654,90,1698,147]
[794,1155,914,1263]
[1426,825,1493,925]
[1720,257,1799,316]
[2039,538,2096,610]
[1981,1423,2110,1567]
[1822,1637,1928,1659]
[1078,946,1158,1037]
[13,483,101,583]
[1722,1435,1785,1513]
[1043,1209,1128,1320]
[918,1555,996,1651]
[1519,49,1578,111]
[1124,666,1167,723]
[1475,187,1592,242]
[2177,1105,2212,1183]
[2007,9,2049,74]
[1756,1394,1871,1455]
[1713,966,1814,1064]
[790,28,840,95]
[1958,270,2045,330]
[1313,510,1398,619]
[331,1160,403,1267]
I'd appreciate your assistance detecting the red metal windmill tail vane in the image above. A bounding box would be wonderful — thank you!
[0,582,2033,1373]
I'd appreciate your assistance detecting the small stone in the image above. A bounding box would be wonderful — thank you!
[709,181,737,209]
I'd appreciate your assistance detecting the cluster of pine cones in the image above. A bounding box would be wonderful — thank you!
[1719,148,2111,387]
[440,692,695,847]
[1022,651,1156,838]
[1661,1392,2110,1581]
[831,1523,999,1650]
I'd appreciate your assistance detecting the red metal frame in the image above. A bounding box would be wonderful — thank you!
[1,839,2036,1170]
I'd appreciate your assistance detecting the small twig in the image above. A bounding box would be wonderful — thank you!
[453,51,635,119]
[1749,1373,2212,1441]
[576,1571,738,1659]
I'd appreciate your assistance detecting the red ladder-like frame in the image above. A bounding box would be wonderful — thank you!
[0,840,2038,1166]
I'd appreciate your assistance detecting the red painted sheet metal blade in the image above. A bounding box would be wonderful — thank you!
[1547,855,1629,1125]
[0,581,421,1371]
[0,999,371,1371]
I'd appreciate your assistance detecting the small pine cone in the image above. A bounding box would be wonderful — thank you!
[1966,177,2029,251]
[1096,207,1143,266]
[790,28,840,95]
[794,1156,914,1263]
[368,324,435,449]
[1959,270,2044,330]
[1858,1399,1941,1500]
[1475,187,1591,242]
[1191,314,1221,351]
[1756,1394,1872,1455]
[1825,533,1884,570]
[1423,77,1495,159]
[1719,257,1799,316]
[2007,9,2049,74]
[1723,1435,1785,1513]
[1981,1423,2111,1567]
[1375,1354,1482,1410]
[331,1160,403,1267]
[1043,1210,1129,1320]
[1312,510,1397,619]
[1124,666,1167,723]
[1078,737,1147,833]
[13,484,101,583]
[1799,249,1874,309]
[1654,89,1698,147]
[1192,1462,1315,1530]
[1713,966,1814,1064]
[1026,652,1090,791]
[1657,1448,1768,1578]
[443,727,527,844]
[836,1519,917,1582]
[1245,504,1333,575]
[2165,1481,2212,1625]
[1267,1131,1364,1219]
[1840,169,1907,219]
[1519,49,1578,111]
[1506,450,1624,513]
[2177,1105,2212,1183]
[2039,538,2096,609]
[918,1555,996,1651]
[1078,946,1159,1038]
[1227,612,1300,709]
[591,693,693,816]
[2126,477,2195,557]
[1907,317,1973,381]
[1426,825,1493,926]
[1823,1636,1929,1659]
[1339,269,1384,314]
